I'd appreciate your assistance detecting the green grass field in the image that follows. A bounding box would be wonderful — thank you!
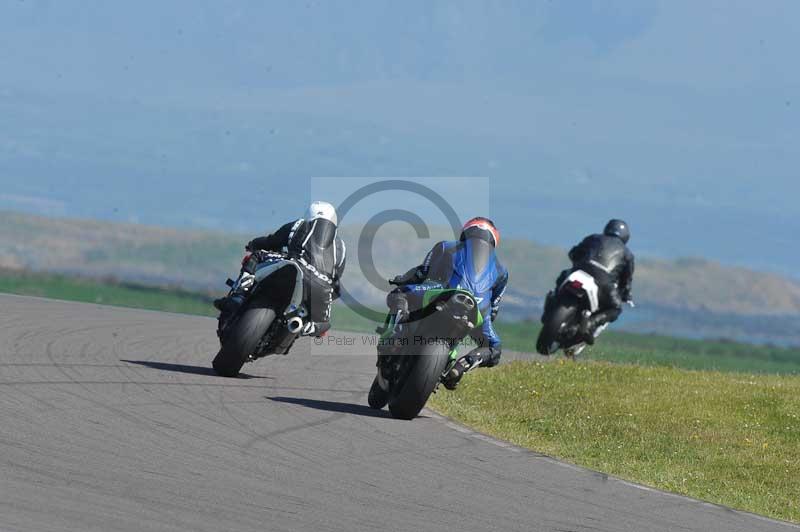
[0,269,218,317]
[429,360,800,523]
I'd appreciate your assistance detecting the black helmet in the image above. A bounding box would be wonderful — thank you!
[604,219,630,244]
[460,217,500,248]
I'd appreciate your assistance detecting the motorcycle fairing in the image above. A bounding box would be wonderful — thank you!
[421,288,484,329]
[560,270,600,312]
[253,259,304,315]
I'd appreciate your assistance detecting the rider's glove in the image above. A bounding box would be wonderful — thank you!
[389,267,422,286]
[389,273,414,286]
[490,306,499,322]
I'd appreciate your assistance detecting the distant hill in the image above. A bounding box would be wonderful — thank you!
[2,2,800,277]
[2,210,799,345]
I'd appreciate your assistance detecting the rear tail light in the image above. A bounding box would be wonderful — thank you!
[570,280,583,290]
[241,252,253,266]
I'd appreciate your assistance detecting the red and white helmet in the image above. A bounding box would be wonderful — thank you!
[461,217,500,247]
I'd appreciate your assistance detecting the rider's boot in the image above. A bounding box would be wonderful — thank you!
[215,293,247,338]
[214,272,255,313]
[213,297,230,311]
[215,272,257,338]
[216,293,245,317]
[442,345,502,390]
[442,356,472,390]
[442,351,481,390]
[580,308,620,346]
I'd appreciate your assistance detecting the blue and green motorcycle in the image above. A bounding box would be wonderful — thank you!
[368,285,483,420]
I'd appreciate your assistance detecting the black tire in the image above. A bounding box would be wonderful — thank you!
[367,376,389,410]
[212,308,275,377]
[388,341,451,420]
[536,304,577,355]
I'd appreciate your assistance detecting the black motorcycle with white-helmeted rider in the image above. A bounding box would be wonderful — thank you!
[537,219,634,357]
[212,201,346,377]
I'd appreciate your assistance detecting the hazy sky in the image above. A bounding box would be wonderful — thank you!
[1,1,798,274]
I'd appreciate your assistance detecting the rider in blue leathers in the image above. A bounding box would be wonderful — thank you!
[379,217,508,390]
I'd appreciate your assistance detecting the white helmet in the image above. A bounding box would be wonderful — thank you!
[305,200,338,226]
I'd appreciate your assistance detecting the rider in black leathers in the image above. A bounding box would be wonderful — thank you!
[214,201,346,329]
[548,219,634,345]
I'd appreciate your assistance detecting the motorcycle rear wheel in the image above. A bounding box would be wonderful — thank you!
[213,307,276,377]
[536,304,578,355]
[387,341,451,420]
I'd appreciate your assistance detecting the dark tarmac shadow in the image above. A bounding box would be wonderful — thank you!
[267,396,393,418]
[121,359,270,379]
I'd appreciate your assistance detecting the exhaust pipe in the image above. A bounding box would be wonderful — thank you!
[287,316,304,334]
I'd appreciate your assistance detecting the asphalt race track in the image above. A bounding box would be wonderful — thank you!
[0,294,796,532]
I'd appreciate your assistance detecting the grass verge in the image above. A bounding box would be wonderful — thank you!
[331,301,800,374]
[428,360,800,523]
[0,269,218,317]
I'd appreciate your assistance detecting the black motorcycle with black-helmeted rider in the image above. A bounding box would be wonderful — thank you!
[537,219,634,356]
[211,201,346,377]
